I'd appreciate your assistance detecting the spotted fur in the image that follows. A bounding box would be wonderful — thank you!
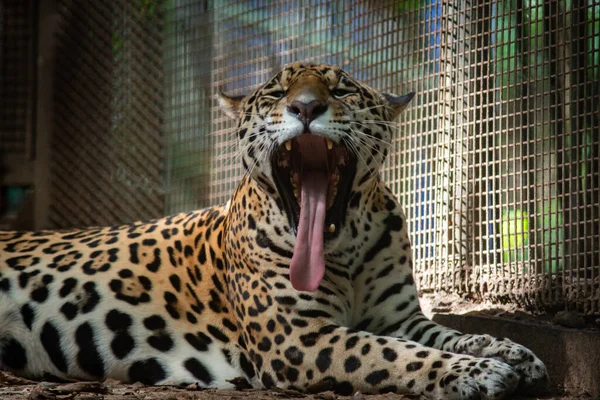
[0,63,547,399]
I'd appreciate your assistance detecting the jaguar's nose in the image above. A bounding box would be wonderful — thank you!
[286,99,328,128]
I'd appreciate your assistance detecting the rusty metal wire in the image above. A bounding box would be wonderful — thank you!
[387,0,600,314]
[178,0,598,314]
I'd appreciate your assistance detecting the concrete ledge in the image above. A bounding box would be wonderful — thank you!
[433,314,600,397]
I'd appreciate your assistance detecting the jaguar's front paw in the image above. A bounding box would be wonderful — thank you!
[434,357,519,400]
[482,337,548,391]
[455,335,548,392]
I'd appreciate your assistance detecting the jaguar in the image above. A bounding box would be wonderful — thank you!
[0,63,547,399]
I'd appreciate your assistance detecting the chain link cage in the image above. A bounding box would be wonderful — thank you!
[1,0,599,314]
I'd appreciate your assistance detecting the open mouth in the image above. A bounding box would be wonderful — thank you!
[272,135,356,236]
[271,134,357,292]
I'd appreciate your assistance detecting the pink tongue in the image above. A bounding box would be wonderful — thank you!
[289,170,328,292]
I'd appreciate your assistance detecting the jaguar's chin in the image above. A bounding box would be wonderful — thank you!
[271,134,357,240]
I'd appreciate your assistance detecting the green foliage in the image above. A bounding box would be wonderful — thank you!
[496,0,521,102]
[501,202,564,273]
[494,0,600,275]
[589,7,600,80]
[580,132,594,191]
[112,0,168,58]
[501,208,529,264]
[168,142,211,179]
[396,0,423,13]
[538,199,563,273]
[112,32,124,58]
[137,0,169,18]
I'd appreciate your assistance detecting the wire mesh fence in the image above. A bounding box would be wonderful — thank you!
[49,0,165,227]
[0,0,36,225]
[0,0,35,157]
[165,0,600,314]
[2,0,599,314]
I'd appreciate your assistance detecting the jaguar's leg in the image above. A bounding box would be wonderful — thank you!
[350,198,548,392]
[240,321,519,400]
[351,252,548,391]
[390,311,549,391]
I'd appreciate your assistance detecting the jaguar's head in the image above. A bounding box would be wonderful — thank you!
[218,63,413,291]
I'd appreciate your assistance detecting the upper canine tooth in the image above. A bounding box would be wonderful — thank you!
[326,139,333,150]
[285,141,292,151]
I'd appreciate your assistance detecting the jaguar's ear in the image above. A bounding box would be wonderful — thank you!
[382,92,415,120]
[217,91,246,120]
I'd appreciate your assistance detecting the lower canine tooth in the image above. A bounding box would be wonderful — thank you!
[328,224,336,233]
[285,141,292,151]
[326,139,333,150]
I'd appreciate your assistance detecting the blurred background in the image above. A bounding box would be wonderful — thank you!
[1,0,599,314]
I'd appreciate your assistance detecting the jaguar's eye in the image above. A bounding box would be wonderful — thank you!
[267,90,285,99]
[332,88,352,98]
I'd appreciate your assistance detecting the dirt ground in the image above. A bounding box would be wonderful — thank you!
[0,370,590,400]
[0,373,412,400]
